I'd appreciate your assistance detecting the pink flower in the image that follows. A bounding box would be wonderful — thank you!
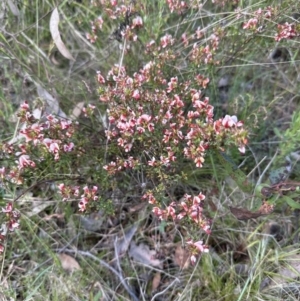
[181,32,189,47]
[152,207,164,218]
[124,143,133,152]
[97,71,105,84]
[143,192,157,204]
[190,255,197,264]
[63,142,74,152]
[275,22,297,42]
[43,138,60,157]
[186,239,209,264]
[58,183,65,192]
[2,203,13,213]
[8,220,19,231]
[95,16,103,30]
[238,145,246,154]
[79,198,88,212]
[18,155,36,170]
[132,16,143,28]
[243,18,258,30]
[60,120,72,130]
[132,89,140,99]
[82,104,96,117]
[222,115,243,128]
[160,34,174,48]
[167,77,178,92]
[194,156,205,168]
[20,101,29,110]
[0,167,5,178]
[192,240,209,253]
[20,123,43,143]
[148,157,156,166]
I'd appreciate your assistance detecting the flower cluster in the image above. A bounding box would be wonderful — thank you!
[0,102,75,184]
[186,239,209,264]
[213,115,248,153]
[57,183,80,202]
[148,192,211,234]
[189,29,221,66]
[57,184,99,212]
[86,16,103,43]
[275,22,299,42]
[166,0,202,14]
[239,5,299,42]
[99,61,247,176]
[86,0,143,44]
[242,6,274,32]
[79,186,99,212]
[82,104,96,117]
[0,202,20,253]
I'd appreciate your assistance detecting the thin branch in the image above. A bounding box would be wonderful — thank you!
[150,278,180,301]
[63,249,140,301]
[256,149,278,187]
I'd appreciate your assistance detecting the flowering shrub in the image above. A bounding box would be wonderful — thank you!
[97,59,247,260]
[2,0,297,262]
[83,0,249,261]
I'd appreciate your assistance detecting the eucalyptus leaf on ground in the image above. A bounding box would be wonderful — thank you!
[115,224,138,256]
[37,85,67,118]
[49,7,75,61]
[129,241,162,268]
[58,253,81,272]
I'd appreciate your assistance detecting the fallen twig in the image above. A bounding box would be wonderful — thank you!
[58,248,140,301]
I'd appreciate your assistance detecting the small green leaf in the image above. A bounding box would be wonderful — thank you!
[214,150,254,193]
[282,195,300,209]
[158,220,167,234]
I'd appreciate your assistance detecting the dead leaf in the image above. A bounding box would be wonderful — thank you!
[129,241,162,268]
[115,224,138,256]
[208,198,218,212]
[79,211,104,232]
[128,202,148,213]
[16,194,56,217]
[7,0,20,16]
[173,244,190,269]
[229,207,262,220]
[43,213,65,221]
[32,108,43,120]
[37,85,67,118]
[49,8,75,61]
[71,101,85,119]
[230,201,274,221]
[152,272,161,292]
[234,264,249,276]
[0,2,6,26]
[58,253,81,272]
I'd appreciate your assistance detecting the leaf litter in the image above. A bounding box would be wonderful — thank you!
[58,253,81,272]
[129,241,162,268]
